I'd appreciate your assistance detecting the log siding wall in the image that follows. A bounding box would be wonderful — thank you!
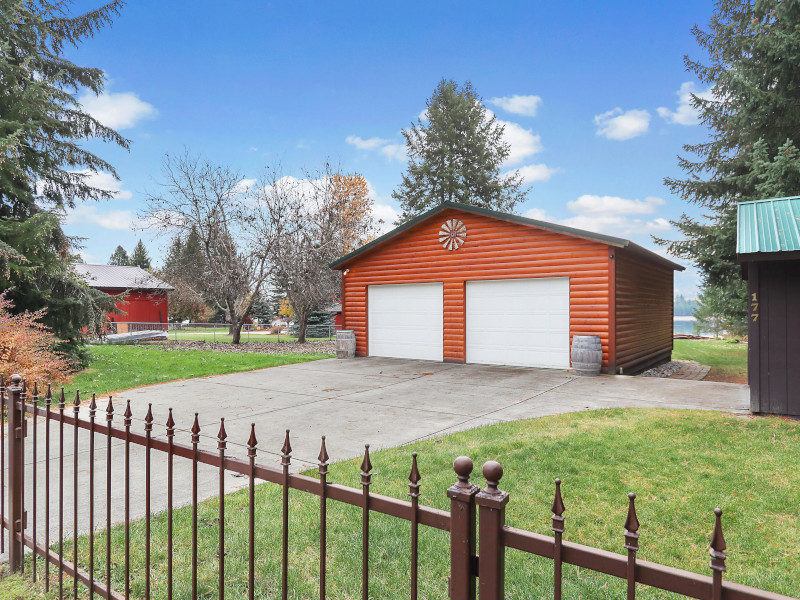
[341,208,615,367]
[613,249,674,373]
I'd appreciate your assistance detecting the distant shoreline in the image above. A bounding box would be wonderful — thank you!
[673,315,696,322]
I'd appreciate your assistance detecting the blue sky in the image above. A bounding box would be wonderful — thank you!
[63,0,718,295]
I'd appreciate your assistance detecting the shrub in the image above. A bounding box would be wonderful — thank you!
[0,292,73,385]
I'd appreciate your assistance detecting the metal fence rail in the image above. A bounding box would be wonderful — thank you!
[1,373,796,600]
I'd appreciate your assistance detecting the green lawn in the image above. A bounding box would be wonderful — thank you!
[70,345,333,395]
[57,409,798,599]
[0,568,53,600]
[673,339,748,383]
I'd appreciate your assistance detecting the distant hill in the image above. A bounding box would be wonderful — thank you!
[674,294,698,317]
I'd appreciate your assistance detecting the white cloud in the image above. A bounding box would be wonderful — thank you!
[489,94,542,117]
[66,170,133,200]
[345,135,390,150]
[234,178,257,193]
[509,163,560,184]
[418,108,429,122]
[593,108,650,140]
[561,194,670,237]
[521,194,672,238]
[79,91,157,130]
[64,205,139,230]
[379,143,406,161]
[657,82,714,126]
[523,207,552,221]
[496,117,543,165]
[566,194,665,216]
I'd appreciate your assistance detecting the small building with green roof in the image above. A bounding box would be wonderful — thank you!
[737,196,800,416]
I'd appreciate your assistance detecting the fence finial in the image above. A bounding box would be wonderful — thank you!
[408,452,421,498]
[74,390,80,407]
[481,460,504,495]
[166,407,175,434]
[624,492,640,551]
[552,478,565,534]
[452,456,474,490]
[45,383,52,403]
[361,444,372,487]
[709,508,727,572]
[106,396,114,420]
[89,393,97,414]
[191,413,200,442]
[247,423,257,458]
[124,399,132,426]
[32,381,38,397]
[281,429,292,467]
[58,387,66,409]
[318,436,329,476]
[144,404,153,431]
[218,418,227,450]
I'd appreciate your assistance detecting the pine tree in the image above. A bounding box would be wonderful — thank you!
[658,0,800,327]
[108,245,131,266]
[130,239,151,269]
[0,1,126,366]
[392,79,526,221]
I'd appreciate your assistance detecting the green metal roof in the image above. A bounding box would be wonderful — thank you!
[330,201,684,270]
[737,196,800,254]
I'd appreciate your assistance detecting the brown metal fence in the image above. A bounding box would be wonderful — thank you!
[0,372,796,600]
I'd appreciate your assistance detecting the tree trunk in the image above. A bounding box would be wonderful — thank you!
[297,309,308,343]
[231,321,243,344]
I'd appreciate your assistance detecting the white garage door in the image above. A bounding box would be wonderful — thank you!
[466,277,570,368]
[368,283,443,361]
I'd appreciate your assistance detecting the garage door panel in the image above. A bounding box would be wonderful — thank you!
[466,278,570,368]
[368,283,443,361]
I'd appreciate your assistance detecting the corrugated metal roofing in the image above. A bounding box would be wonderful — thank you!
[737,196,800,254]
[73,263,175,291]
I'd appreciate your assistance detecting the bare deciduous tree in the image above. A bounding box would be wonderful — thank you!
[251,164,377,343]
[143,151,271,343]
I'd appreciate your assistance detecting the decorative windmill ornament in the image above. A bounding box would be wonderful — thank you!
[439,219,467,250]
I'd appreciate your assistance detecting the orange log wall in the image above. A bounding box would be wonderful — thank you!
[341,208,615,367]
[613,249,674,373]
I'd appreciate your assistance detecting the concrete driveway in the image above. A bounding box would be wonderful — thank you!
[7,357,748,556]
[117,356,748,467]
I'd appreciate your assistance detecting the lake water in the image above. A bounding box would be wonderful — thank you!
[673,316,717,336]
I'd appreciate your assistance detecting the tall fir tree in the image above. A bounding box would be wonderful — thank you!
[108,245,131,266]
[658,0,800,330]
[392,79,526,222]
[129,239,151,269]
[0,1,126,366]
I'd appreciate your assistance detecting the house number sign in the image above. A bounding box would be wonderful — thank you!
[439,219,467,250]
[750,292,759,322]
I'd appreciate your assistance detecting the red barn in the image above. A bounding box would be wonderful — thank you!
[331,202,683,374]
[74,264,174,330]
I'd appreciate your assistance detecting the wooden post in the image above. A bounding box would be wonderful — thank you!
[447,456,478,600]
[476,461,510,600]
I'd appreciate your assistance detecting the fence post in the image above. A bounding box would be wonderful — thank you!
[7,374,25,571]
[447,456,478,600]
[476,460,510,600]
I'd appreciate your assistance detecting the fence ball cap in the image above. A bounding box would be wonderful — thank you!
[10,374,21,385]
[453,456,474,482]
[482,460,504,490]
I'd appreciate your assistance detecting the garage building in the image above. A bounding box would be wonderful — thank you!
[331,202,683,373]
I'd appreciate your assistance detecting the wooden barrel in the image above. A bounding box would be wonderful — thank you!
[571,335,602,376]
[335,330,356,359]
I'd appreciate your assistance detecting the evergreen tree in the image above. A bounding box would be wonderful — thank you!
[129,239,151,269]
[108,245,131,266]
[658,0,800,327]
[392,79,526,221]
[0,1,126,366]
